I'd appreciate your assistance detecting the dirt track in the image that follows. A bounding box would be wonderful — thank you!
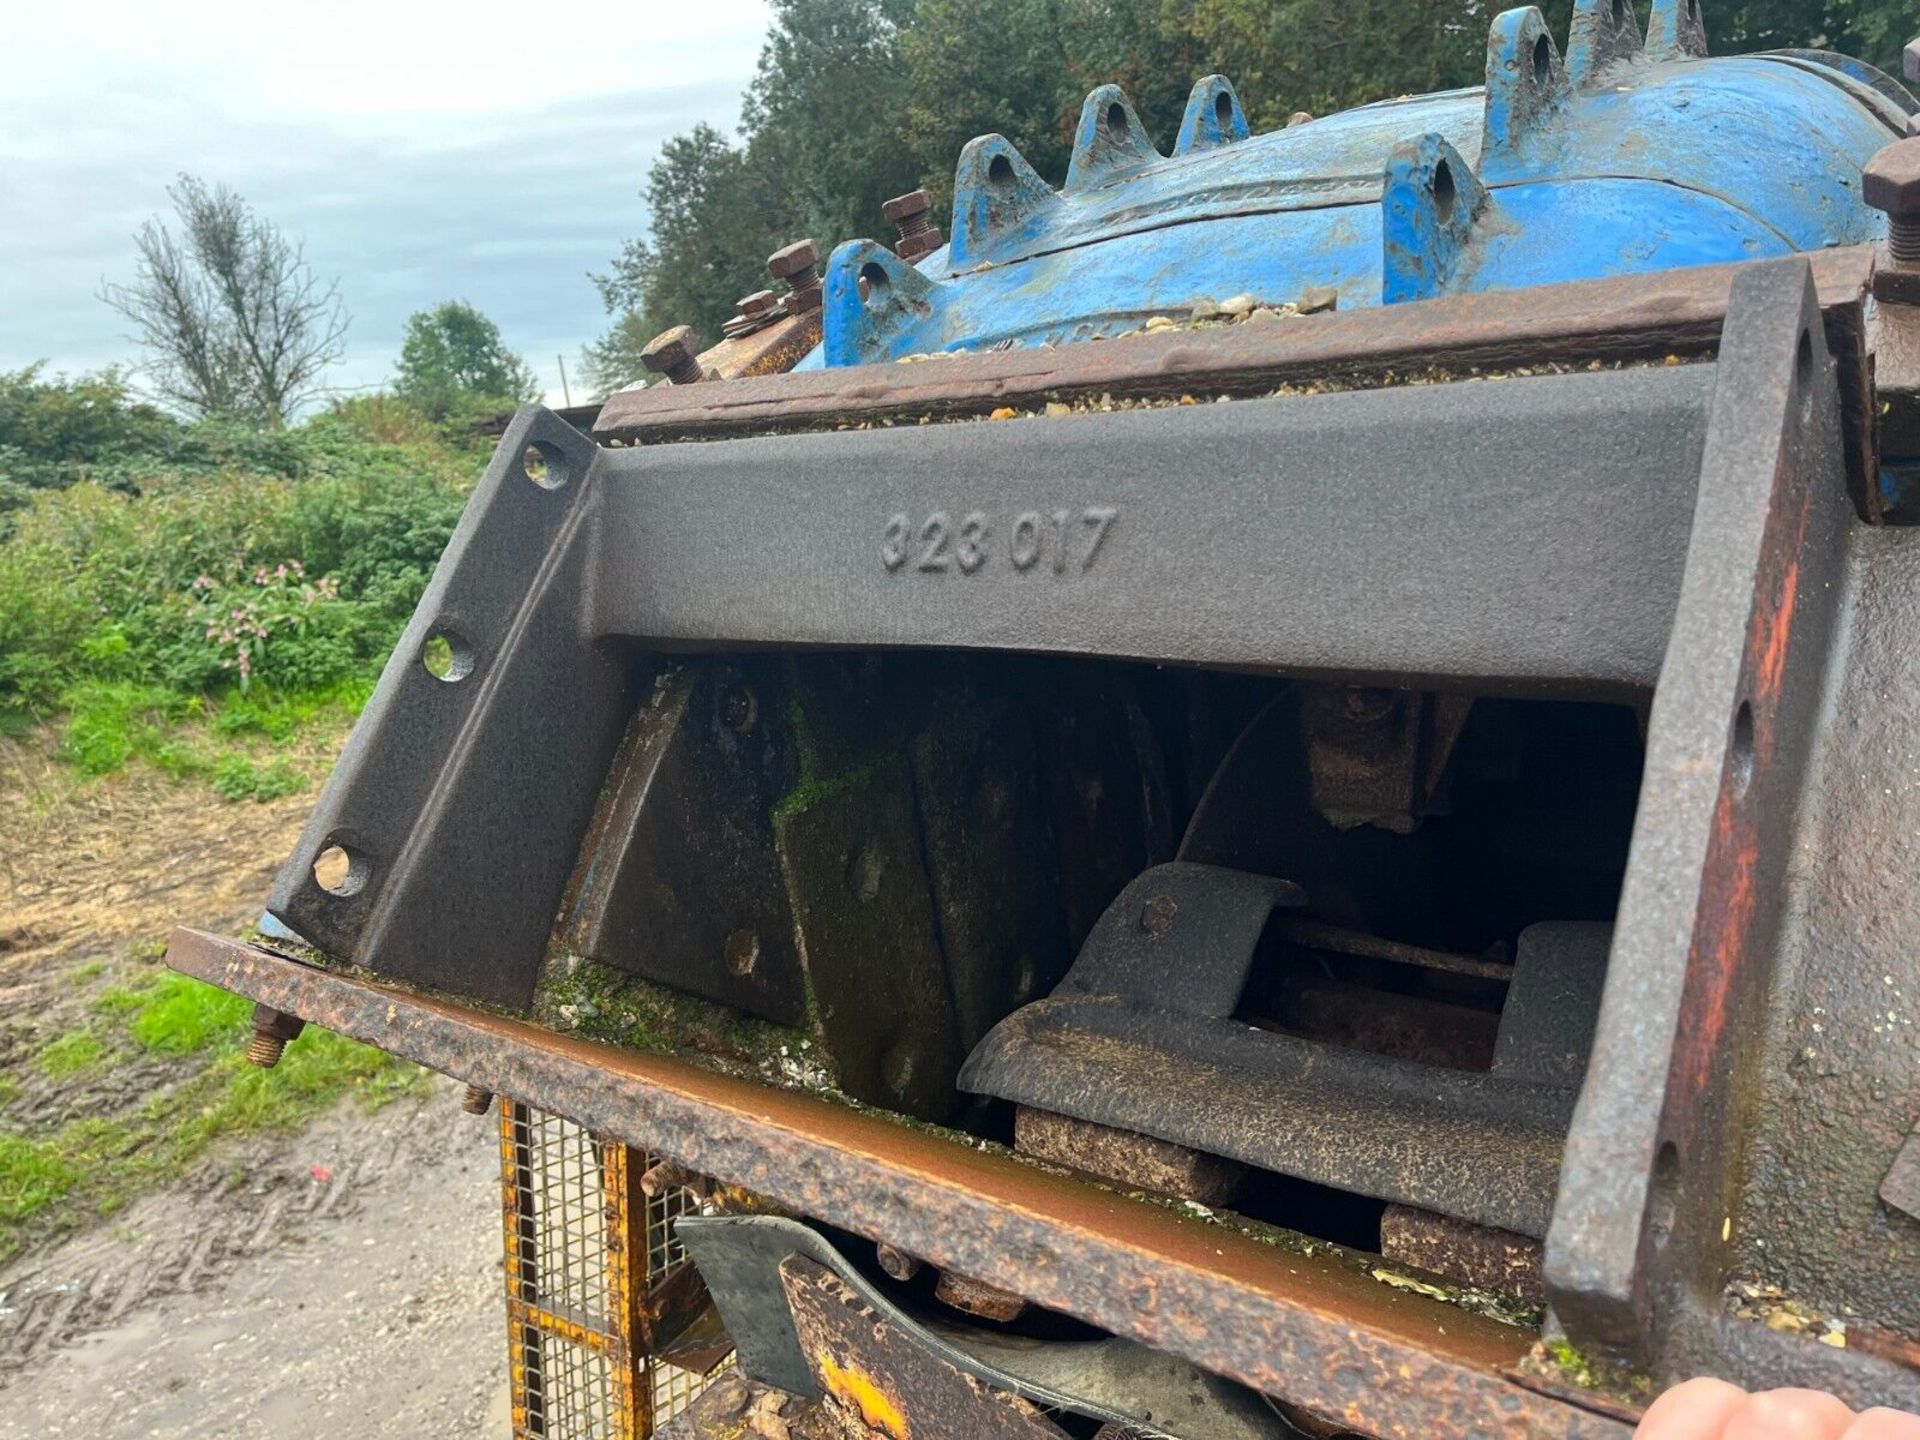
[0,1087,507,1437]
[0,727,509,1434]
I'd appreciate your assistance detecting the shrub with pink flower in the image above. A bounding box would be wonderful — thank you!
[186,559,343,690]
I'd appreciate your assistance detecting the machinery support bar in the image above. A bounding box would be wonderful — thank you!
[165,927,1632,1440]
[265,361,1720,1009]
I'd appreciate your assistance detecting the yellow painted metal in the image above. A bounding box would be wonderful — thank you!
[500,1100,714,1438]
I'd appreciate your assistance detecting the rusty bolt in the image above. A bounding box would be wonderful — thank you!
[768,239,823,313]
[724,928,760,977]
[246,1004,305,1068]
[875,1242,922,1283]
[1864,137,1920,264]
[935,1269,1027,1323]
[1286,111,1315,128]
[883,189,934,234]
[640,324,709,385]
[739,289,780,319]
[883,190,945,265]
[641,1158,715,1200]
[1139,894,1178,937]
[461,1084,494,1116]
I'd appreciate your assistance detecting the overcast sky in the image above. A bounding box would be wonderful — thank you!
[0,1,773,406]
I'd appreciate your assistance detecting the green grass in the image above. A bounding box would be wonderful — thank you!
[36,1030,107,1079]
[0,1135,80,1223]
[126,971,251,1054]
[2,974,429,1261]
[49,679,358,798]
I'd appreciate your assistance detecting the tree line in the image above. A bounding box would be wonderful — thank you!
[585,0,1913,392]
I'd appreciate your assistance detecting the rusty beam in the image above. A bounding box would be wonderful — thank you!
[591,249,1877,515]
[166,929,1631,1440]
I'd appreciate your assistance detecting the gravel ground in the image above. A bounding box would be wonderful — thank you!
[0,1082,508,1437]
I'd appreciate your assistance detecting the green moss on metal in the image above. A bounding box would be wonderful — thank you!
[532,953,832,1083]
[1526,1335,1654,1405]
[770,761,884,823]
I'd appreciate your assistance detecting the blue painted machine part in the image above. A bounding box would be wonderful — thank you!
[802,0,1910,370]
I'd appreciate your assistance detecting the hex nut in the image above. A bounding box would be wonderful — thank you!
[882,189,932,224]
[1864,138,1920,216]
[640,325,700,374]
[767,239,820,280]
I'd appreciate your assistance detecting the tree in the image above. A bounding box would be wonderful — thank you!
[100,175,348,427]
[584,125,790,392]
[590,0,1915,394]
[393,300,540,421]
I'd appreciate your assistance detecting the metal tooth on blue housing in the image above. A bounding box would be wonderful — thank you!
[1484,7,1570,162]
[1064,85,1164,192]
[1381,134,1492,306]
[1567,0,1644,86]
[1646,0,1709,62]
[822,239,939,368]
[1173,76,1251,156]
[949,135,1061,268]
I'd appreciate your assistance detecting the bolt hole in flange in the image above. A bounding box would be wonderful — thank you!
[1532,31,1554,87]
[1104,101,1130,144]
[987,153,1016,189]
[313,842,368,898]
[521,441,566,491]
[1213,90,1234,132]
[421,630,474,683]
[1432,158,1458,224]
[1730,700,1756,797]
[1796,328,1817,423]
[860,261,892,310]
[1611,0,1627,23]
[1648,1141,1682,1252]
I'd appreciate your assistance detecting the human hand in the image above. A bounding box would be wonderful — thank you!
[1635,1379,1920,1439]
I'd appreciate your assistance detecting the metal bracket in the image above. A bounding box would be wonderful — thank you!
[1548,257,1854,1353]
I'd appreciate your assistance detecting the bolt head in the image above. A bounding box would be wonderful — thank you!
[1140,894,1178,936]
[640,325,700,374]
[739,289,779,317]
[1864,138,1920,217]
[899,231,943,263]
[767,238,820,280]
[883,189,932,223]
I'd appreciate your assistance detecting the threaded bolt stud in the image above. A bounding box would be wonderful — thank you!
[247,1031,287,1068]
[1863,137,1920,265]
[641,325,707,386]
[246,1004,304,1069]
[768,239,823,314]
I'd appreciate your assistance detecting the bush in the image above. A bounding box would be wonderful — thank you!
[0,390,480,785]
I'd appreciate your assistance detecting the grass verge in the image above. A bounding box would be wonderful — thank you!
[0,971,428,1264]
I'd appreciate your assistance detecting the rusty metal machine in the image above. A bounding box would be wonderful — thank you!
[168,1,1920,1434]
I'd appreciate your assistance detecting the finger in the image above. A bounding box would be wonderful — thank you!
[1638,1378,1752,1439]
[1724,1388,1858,1440]
[1847,1410,1920,1440]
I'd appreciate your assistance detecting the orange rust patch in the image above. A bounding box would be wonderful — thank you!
[819,1351,911,1439]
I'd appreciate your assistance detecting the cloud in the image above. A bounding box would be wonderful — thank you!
[0,0,773,404]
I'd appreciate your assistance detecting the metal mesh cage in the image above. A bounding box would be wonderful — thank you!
[501,1101,724,1437]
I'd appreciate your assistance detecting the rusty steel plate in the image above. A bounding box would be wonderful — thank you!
[166,928,1632,1440]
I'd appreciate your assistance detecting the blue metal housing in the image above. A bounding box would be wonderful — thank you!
[804,0,1910,369]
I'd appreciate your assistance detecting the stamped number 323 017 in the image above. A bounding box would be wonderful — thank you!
[881,506,1118,576]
